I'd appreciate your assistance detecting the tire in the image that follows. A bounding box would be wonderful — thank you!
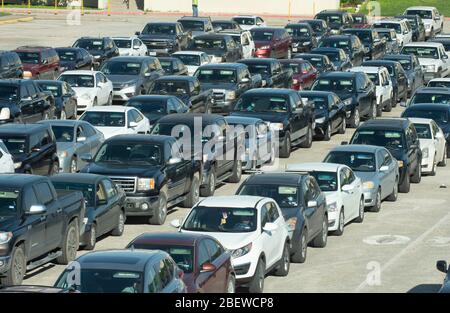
[274,242,290,277]
[248,259,265,293]
[386,178,398,201]
[84,223,96,250]
[399,171,410,193]
[200,169,216,197]
[50,161,59,176]
[311,217,328,248]
[0,245,26,286]
[438,146,447,167]
[290,228,307,263]
[106,93,113,106]
[56,221,79,265]
[354,197,365,223]
[376,100,382,117]
[411,164,421,183]
[226,275,236,293]
[338,117,346,134]
[149,191,168,225]
[392,91,398,107]
[430,157,437,176]
[182,174,200,208]
[385,95,393,112]
[69,157,77,173]
[287,48,292,59]
[300,124,313,148]
[349,107,360,128]
[323,123,331,141]
[226,160,242,183]
[279,132,291,158]
[60,109,67,120]
[332,210,345,236]
[369,188,381,213]
[111,210,126,236]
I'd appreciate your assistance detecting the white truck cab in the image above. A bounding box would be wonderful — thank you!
[405,6,445,38]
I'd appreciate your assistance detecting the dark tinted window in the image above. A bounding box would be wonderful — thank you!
[34,182,54,205]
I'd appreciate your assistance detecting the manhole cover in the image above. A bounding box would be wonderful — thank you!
[363,235,411,245]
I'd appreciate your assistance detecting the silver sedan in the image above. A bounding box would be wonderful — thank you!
[323,144,399,212]
[38,120,104,173]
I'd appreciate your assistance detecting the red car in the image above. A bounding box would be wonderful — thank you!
[250,27,292,59]
[351,14,371,28]
[15,46,60,79]
[280,59,318,90]
[127,232,235,293]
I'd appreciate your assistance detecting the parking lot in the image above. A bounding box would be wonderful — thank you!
[1,13,450,293]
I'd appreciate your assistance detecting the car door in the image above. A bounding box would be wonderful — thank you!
[432,121,445,160]
[353,37,364,66]
[328,95,340,131]
[204,238,228,292]
[131,109,148,134]
[93,182,110,235]
[165,141,188,200]
[25,81,45,123]
[194,240,216,292]
[23,186,47,260]
[345,167,361,218]
[302,178,320,239]
[189,80,206,112]
[37,129,54,175]
[356,74,370,115]
[412,56,424,88]
[101,178,121,232]
[271,61,284,88]
[409,124,421,173]
[259,201,280,268]
[396,65,408,99]
[74,124,92,163]
[94,73,107,105]
[241,33,251,59]
[339,167,354,222]
[289,92,306,142]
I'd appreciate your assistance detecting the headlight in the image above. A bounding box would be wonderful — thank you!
[327,201,337,212]
[0,232,13,244]
[343,98,353,106]
[398,160,404,168]
[13,162,22,169]
[269,123,284,131]
[81,93,92,100]
[422,147,429,158]
[83,217,89,225]
[137,178,155,191]
[286,217,297,231]
[426,65,436,72]
[259,45,271,50]
[232,243,252,258]
[225,90,236,100]
[315,117,326,124]
[363,181,375,189]
[303,41,311,46]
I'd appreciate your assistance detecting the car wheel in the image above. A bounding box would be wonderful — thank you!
[69,157,77,173]
[291,228,307,263]
[398,171,411,193]
[411,163,421,183]
[226,160,242,183]
[338,117,346,134]
[111,210,126,236]
[149,191,168,225]
[311,217,328,248]
[438,146,447,167]
[60,109,67,120]
[323,123,331,141]
[349,107,360,128]
[430,159,437,176]
[226,275,236,293]
[248,258,265,293]
[274,242,290,276]
[392,91,398,107]
[300,124,313,148]
[370,188,382,213]
[200,169,216,197]
[182,174,200,208]
[106,93,112,106]
[84,223,96,250]
[387,178,399,201]
[354,197,365,223]
[279,132,291,158]
[332,209,345,236]
[376,100,382,117]
[0,244,26,286]
[385,94,393,112]
[56,221,79,264]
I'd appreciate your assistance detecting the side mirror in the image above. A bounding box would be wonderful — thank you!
[168,157,182,165]
[129,121,138,128]
[77,136,86,142]
[201,262,217,272]
[341,184,352,192]
[443,54,449,60]
[170,219,181,228]
[379,165,389,172]
[0,107,11,120]
[437,260,448,273]
[307,200,317,208]
[42,59,48,65]
[262,222,278,232]
[80,153,93,162]
[27,204,47,215]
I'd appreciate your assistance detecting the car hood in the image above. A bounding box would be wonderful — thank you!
[191,31,207,38]
[72,87,97,96]
[186,65,199,75]
[59,60,77,68]
[200,82,237,91]
[107,75,139,87]
[239,25,254,31]
[95,127,127,139]
[118,48,134,56]
[354,171,377,183]
[230,111,287,123]
[182,230,256,250]
[0,216,20,232]
[333,91,354,101]
[89,50,105,57]
[82,162,162,177]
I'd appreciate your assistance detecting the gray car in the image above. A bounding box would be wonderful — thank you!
[323,144,399,212]
[37,120,104,173]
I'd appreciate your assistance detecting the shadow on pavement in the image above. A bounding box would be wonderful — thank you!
[407,284,441,293]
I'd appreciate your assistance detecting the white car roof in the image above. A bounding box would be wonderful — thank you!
[404,42,444,48]
[233,15,259,19]
[60,70,99,76]
[287,162,345,173]
[429,78,450,82]
[408,117,434,125]
[350,66,382,74]
[83,105,133,113]
[172,51,206,56]
[198,196,267,208]
[376,20,403,25]
[112,36,138,40]
[406,6,435,11]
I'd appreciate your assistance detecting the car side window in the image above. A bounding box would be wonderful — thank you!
[383,150,392,166]
[26,82,38,98]
[260,204,270,228]
[20,83,29,99]
[40,130,51,146]
[303,180,314,204]
[155,259,172,291]
[83,124,97,137]
[167,99,176,113]
[197,240,211,269]
[339,168,347,188]
[146,265,159,293]
[96,183,107,203]
[266,202,280,222]
[346,168,355,184]
[205,239,222,262]
[102,179,117,199]
[34,182,54,205]
[132,109,143,123]
[127,110,135,124]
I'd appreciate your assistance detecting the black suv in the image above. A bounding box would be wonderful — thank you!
[314,10,354,34]
[319,35,365,66]
[0,123,59,175]
[0,79,55,124]
[342,28,386,61]
[349,118,422,193]
[136,22,191,55]
[188,33,242,63]
[238,58,293,88]
[285,23,318,53]
[151,113,243,197]
[72,37,119,67]
[312,71,376,128]
[231,88,314,158]
[80,135,201,225]
[0,51,23,79]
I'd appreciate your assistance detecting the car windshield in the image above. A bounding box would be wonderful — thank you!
[1,137,27,156]
[324,152,376,172]
[413,123,432,139]
[56,269,143,293]
[50,126,74,143]
[182,206,257,233]
[235,95,288,112]
[302,95,328,110]
[319,39,350,52]
[94,142,162,165]
[213,22,234,30]
[402,47,439,59]
[411,93,450,105]
[428,80,450,88]
[233,17,255,25]
[143,24,176,35]
[366,73,380,85]
[179,20,205,32]
[192,38,226,51]
[309,171,338,192]
[319,51,340,61]
[403,109,449,125]
[351,130,405,151]
[316,14,343,25]
[238,185,300,208]
[113,39,132,49]
[174,54,200,66]
[195,69,237,83]
[378,31,394,41]
[130,244,193,273]
[101,61,142,75]
[127,100,166,114]
[392,58,412,71]
[0,190,19,218]
[36,83,62,97]
[80,112,125,127]
[312,78,355,93]
[74,39,104,51]
[373,23,401,34]
[405,10,433,19]
[59,75,95,88]
[245,64,270,75]
[153,81,189,95]
[285,26,310,38]
[52,182,95,207]
[250,31,274,41]
[57,50,77,61]
[16,51,40,64]
[0,85,18,101]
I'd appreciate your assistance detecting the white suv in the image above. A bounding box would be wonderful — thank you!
[112,36,148,57]
[171,196,291,293]
[232,16,266,30]
[372,19,412,48]
[405,6,445,38]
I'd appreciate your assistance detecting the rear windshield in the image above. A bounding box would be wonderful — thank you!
[238,184,300,208]
[351,130,405,151]
[324,151,376,172]
[413,123,432,139]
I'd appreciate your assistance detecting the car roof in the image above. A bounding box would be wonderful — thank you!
[83,105,134,113]
[298,90,335,97]
[35,80,64,85]
[127,95,174,102]
[279,59,309,65]
[178,16,211,22]
[242,88,297,96]
[319,71,358,78]
[285,23,311,27]
[329,144,382,154]
[404,42,444,48]
[357,118,410,130]
[50,173,105,184]
[383,54,412,60]
[193,33,232,40]
[251,27,284,32]
[156,75,197,82]
[224,116,262,125]
[287,162,345,172]
[60,70,99,76]
[294,53,327,59]
[238,58,278,64]
[374,19,403,24]
[344,28,372,33]
[414,87,450,95]
[111,36,138,40]
[0,123,47,135]
[15,46,52,52]
[198,196,266,208]
[350,66,382,74]
[243,172,306,185]
[130,232,213,247]
[317,10,347,15]
[363,60,398,66]
[312,47,344,53]
[429,38,450,43]
[321,35,352,40]
[105,134,174,144]
[172,51,206,56]
[429,78,450,82]
[233,15,259,18]
[406,6,435,10]
[107,56,153,62]
[0,79,28,86]
[37,119,89,127]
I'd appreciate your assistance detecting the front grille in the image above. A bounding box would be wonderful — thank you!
[213,92,225,101]
[110,176,137,193]
[142,40,169,49]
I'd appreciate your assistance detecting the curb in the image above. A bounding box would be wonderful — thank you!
[0,16,34,25]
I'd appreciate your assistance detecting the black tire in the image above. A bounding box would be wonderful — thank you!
[369,188,382,213]
[300,124,313,148]
[107,93,113,106]
[0,245,26,286]
[84,223,96,251]
[311,217,328,248]
[338,117,346,134]
[56,221,79,265]
[386,178,398,201]
[392,90,398,107]
[182,174,200,208]
[226,160,242,183]
[385,95,393,112]
[248,258,265,293]
[274,242,290,277]
[399,172,410,193]
[226,275,236,293]
[376,100,382,117]
[438,146,447,167]
[290,228,307,263]
[354,197,365,223]
[111,210,126,236]
[323,123,331,141]
[279,132,291,158]
[200,169,216,197]
[349,107,360,128]
[93,98,97,107]
[332,210,345,236]
[149,191,168,225]
[69,157,77,173]
[411,164,421,183]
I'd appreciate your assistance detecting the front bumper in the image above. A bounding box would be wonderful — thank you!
[363,189,378,207]
[327,210,339,231]
[231,250,259,284]
[210,99,236,114]
[421,156,434,173]
[113,88,136,102]
[76,97,94,113]
[424,71,442,83]
[123,194,160,217]
[147,47,176,56]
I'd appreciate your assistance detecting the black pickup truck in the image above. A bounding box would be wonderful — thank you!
[0,175,85,286]
[150,76,212,113]
[194,63,262,114]
[342,28,386,61]
[238,58,293,88]
[80,135,201,225]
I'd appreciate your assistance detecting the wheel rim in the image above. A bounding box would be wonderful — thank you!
[227,278,235,293]
[308,127,312,143]
[339,211,344,232]
[373,104,377,118]
[360,199,364,219]
[67,227,78,260]
[283,246,289,271]
[327,124,331,138]
[70,159,77,173]
[209,173,215,193]
[13,249,25,284]
[342,119,346,132]
[118,213,125,233]
[258,264,264,290]
[159,197,167,222]
[376,190,381,209]
[286,136,291,151]
[236,161,242,178]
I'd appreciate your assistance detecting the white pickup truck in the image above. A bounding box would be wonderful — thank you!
[405,6,445,38]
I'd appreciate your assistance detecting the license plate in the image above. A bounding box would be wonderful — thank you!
[149,51,157,56]
[292,48,298,52]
